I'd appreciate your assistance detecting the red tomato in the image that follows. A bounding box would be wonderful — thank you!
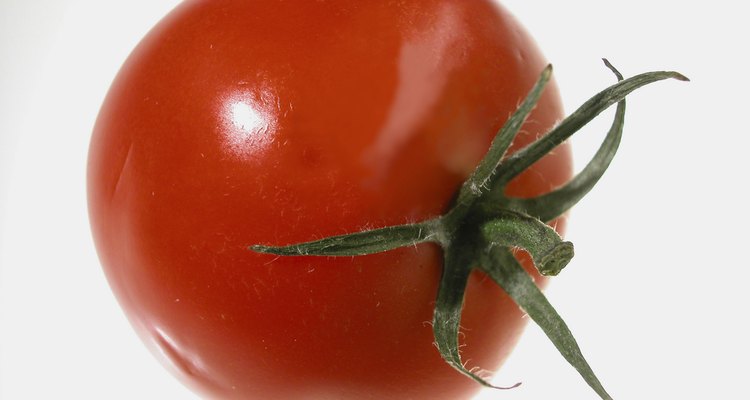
[88,1,572,399]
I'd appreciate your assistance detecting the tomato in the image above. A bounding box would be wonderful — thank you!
[88,1,572,399]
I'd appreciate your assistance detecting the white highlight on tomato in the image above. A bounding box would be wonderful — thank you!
[231,101,265,133]
[221,87,278,158]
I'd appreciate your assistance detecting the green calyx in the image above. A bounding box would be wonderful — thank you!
[250,60,688,400]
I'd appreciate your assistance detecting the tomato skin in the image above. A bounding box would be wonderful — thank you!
[88,1,571,399]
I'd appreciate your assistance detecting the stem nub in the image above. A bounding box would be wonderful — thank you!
[482,210,574,276]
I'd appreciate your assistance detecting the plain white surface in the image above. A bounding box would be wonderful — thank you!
[1,1,747,399]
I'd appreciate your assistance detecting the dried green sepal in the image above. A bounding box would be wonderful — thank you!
[478,245,611,400]
[504,60,626,222]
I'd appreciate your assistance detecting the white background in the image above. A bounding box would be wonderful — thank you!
[1,1,747,399]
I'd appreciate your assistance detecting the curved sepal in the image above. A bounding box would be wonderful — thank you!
[490,68,688,198]
[449,65,552,221]
[433,244,520,390]
[506,60,626,222]
[479,245,612,400]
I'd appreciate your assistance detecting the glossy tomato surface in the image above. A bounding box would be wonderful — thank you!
[88,1,572,399]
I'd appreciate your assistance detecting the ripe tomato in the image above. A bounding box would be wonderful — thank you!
[88,1,572,399]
